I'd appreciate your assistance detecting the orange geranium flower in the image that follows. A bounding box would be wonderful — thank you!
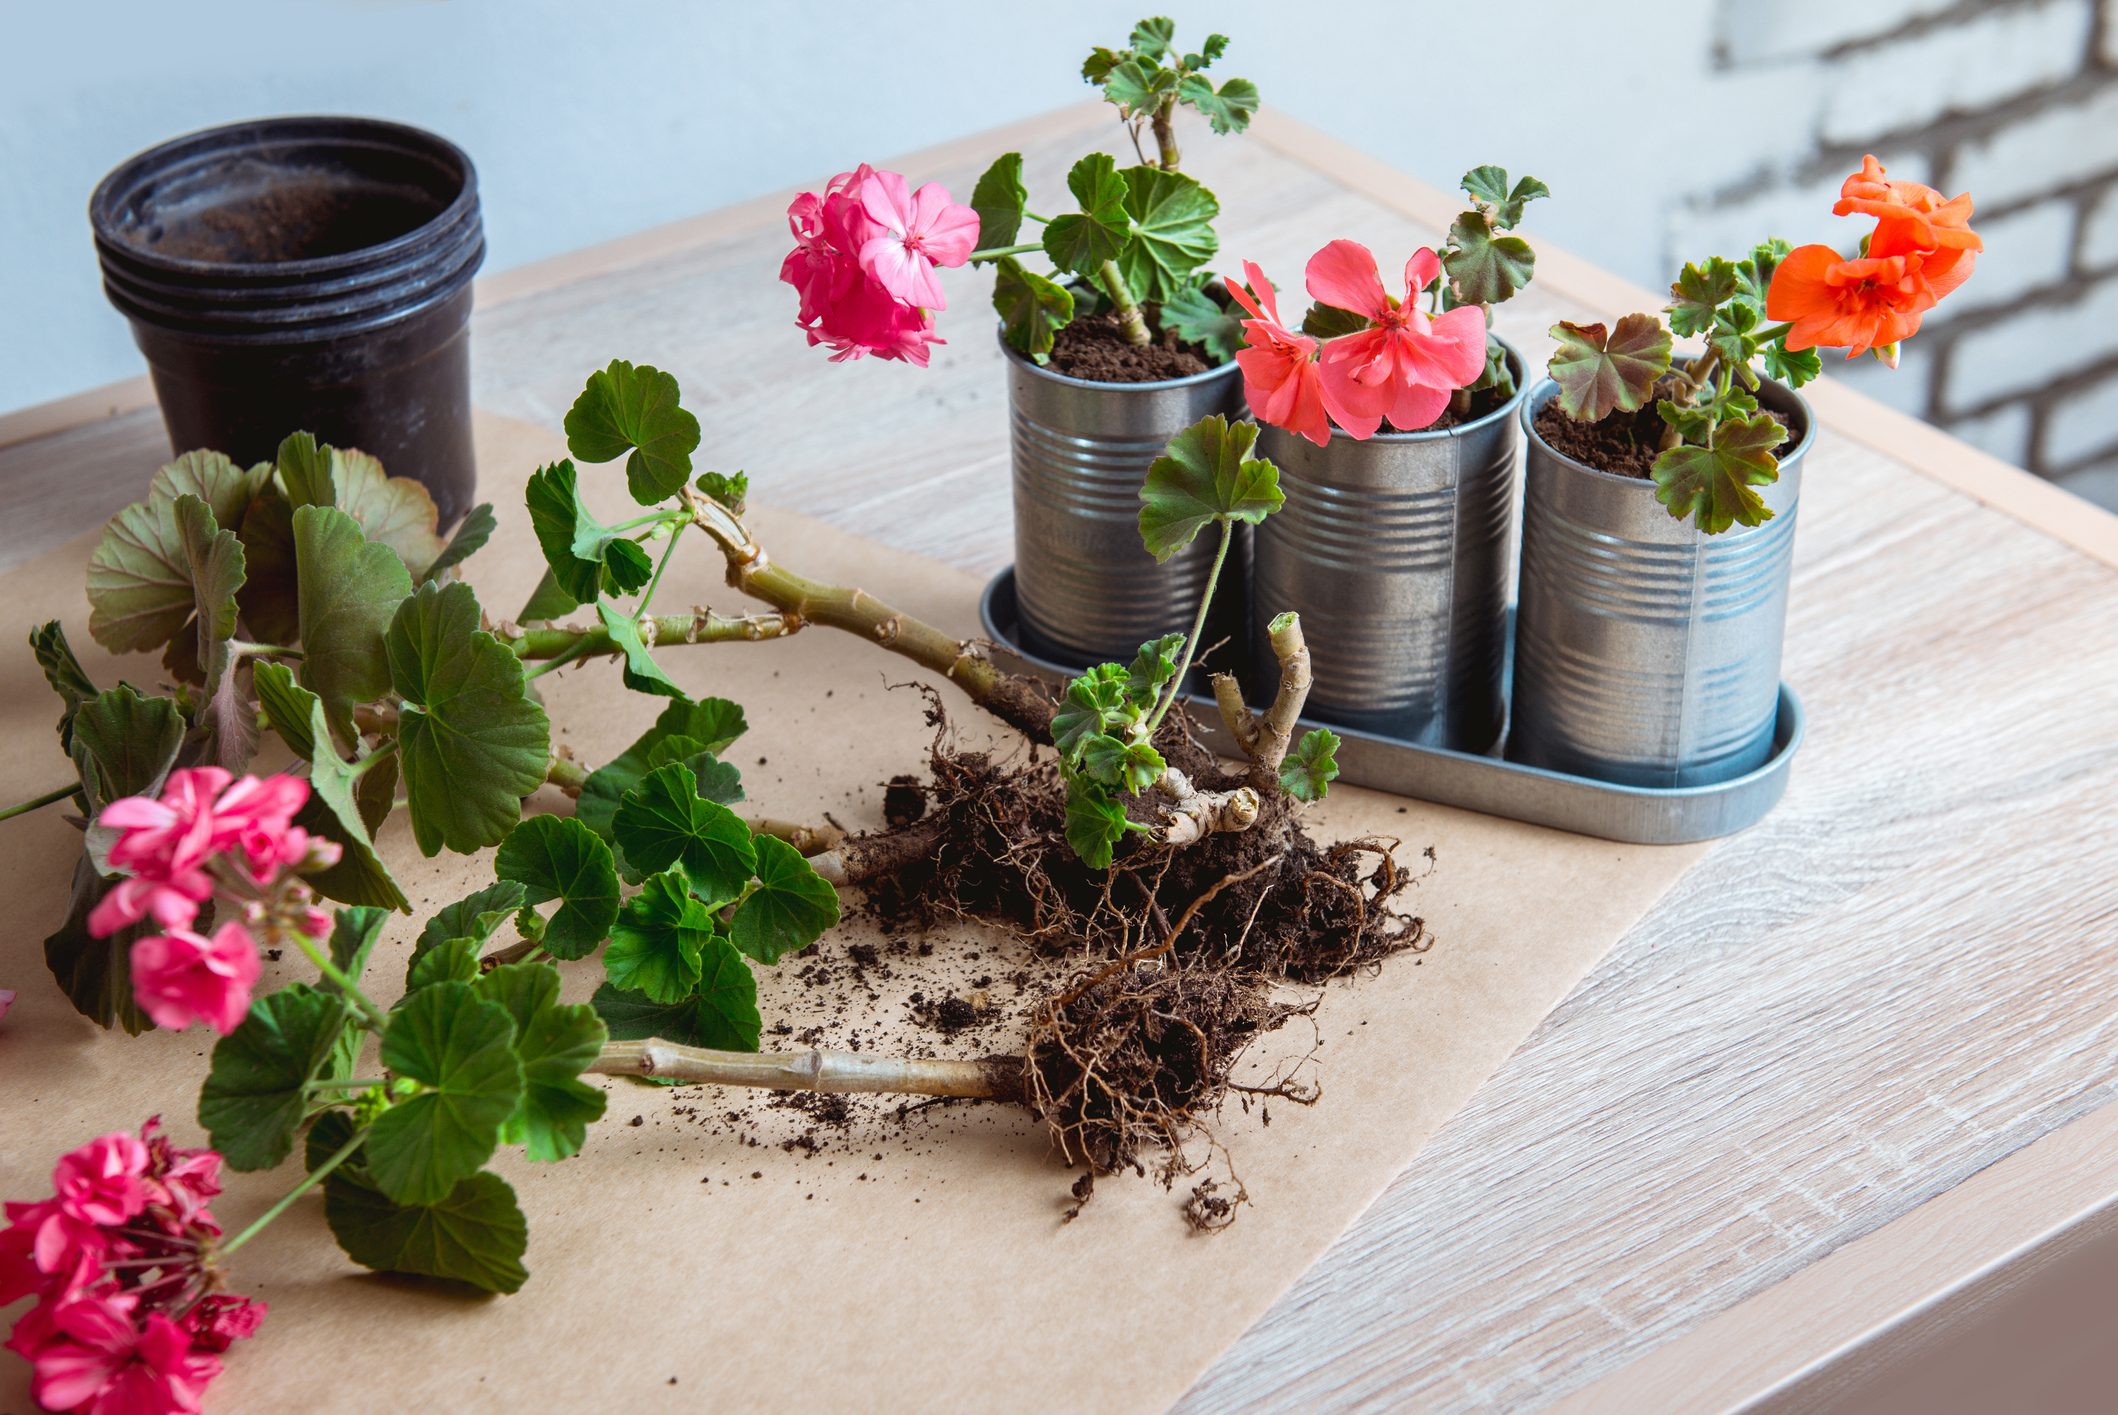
[1766,155,1982,364]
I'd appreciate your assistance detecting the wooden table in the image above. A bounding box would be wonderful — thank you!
[7,104,2117,1412]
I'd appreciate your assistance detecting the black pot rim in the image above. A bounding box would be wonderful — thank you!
[1519,372,1818,489]
[90,115,479,282]
[996,325,1241,392]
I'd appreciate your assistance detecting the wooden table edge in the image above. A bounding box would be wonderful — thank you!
[1544,1097,2118,1413]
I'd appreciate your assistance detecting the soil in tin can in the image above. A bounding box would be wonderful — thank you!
[1534,396,1792,480]
[1046,310,1215,382]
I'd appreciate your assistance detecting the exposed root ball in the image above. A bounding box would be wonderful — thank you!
[1024,964,1291,1181]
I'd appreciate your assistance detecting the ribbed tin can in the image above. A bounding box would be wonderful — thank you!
[1509,377,1813,787]
[1250,345,1526,749]
[1005,337,1246,666]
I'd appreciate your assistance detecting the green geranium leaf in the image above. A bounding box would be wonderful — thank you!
[1763,339,1822,389]
[1302,302,1371,339]
[234,488,300,646]
[1126,632,1185,706]
[1102,56,1173,116]
[1461,167,1549,229]
[1176,73,1257,135]
[647,739,745,805]
[44,857,152,1033]
[1547,316,1674,422]
[611,762,757,897]
[174,495,245,696]
[387,581,552,857]
[1064,780,1130,870]
[85,454,263,671]
[595,601,686,699]
[1082,735,1166,794]
[198,983,347,1171]
[576,698,749,841]
[605,868,715,1001]
[327,907,389,997]
[1651,413,1787,535]
[367,981,525,1206]
[426,503,496,583]
[258,662,408,911]
[295,504,415,740]
[310,1112,528,1294]
[1115,165,1219,303]
[694,471,748,510]
[1735,238,1791,313]
[1280,728,1341,803]
[993,256,1076,361]
[518,567,580,623]
[1082,45,1123,83]
[407,936,481,990]
[592,943,760,1052]
[525,461,655,606]
[277,432,335,509]
[969,152,1026,250]
[330,448,446,581]
[477,963,607,1162]
[1138,414,1283,561]
[1445,211,1535,307]
[564,359,701,506]
[495,815,621,961]
[68,686,184,811]
[29,620,97,754]
[1656,398,1717,445]
[1159,283,1243,362]
[1044,153,1131,278]
[1668,257,1739,339]
[414,880,530,967]
[1053,664,1129,759]
[730,834,840,964]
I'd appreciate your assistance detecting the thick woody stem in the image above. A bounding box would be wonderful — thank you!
[587,1038,1026,1103]
[1248,612,1313,790]
[683,491,1055,740]
[1211,672,1261,755]
[1152,767,1259,846]
[507,608,800,661]
[1151,96,1182,170]
[750,817,844,856]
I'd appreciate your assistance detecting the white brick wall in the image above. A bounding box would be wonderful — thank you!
[2085,187,2118,271]
[1820,0,2092,144]
[1717,0,1961,64]
[1941,199,2077,314]
[1946,403,2036,464]
[1945,274,2118,408]
[2043,369,2118,463]
[1948,85,2118,207]
[1665,153,1932,268]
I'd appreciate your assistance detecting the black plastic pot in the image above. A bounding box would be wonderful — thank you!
[90,116,485,525]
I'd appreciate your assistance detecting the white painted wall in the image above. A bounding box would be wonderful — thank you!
[8,1,2112,497]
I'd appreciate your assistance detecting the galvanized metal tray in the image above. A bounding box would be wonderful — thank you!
[979,567,1804,846]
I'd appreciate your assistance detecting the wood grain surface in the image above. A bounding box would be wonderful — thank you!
[6,102,2116,1411]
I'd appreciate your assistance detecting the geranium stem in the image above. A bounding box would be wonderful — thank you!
[1099,259,1153,346]
[0,781,77,822]
[1151,96,1182,170]
[587,1038,1025,1102]
[286,931,389,1032]
[218,1127,363,1258]
[968,241,1043,263]
[1147,520,1231,734]
[508,609,802,663]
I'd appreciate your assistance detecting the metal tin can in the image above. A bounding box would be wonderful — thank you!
[1509,376,1813,787]
[1005,337,1246,667]
[1251,344,1526,750]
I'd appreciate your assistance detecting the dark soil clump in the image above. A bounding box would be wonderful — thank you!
[1534,387,1793,480]
[882,774,928,828]
[1047,311,1213,383]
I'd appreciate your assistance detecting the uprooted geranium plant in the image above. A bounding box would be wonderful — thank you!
[3,354,1427,1407]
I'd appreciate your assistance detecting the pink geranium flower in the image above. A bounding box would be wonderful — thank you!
[1227,261,1330,446]
[129,924,261,1035]
[780,165,948,366]
[20,1296,221,1415]
[101,769,229,881]
[87,877,213,939]
[52,1134,150,1229]
[857,170,979,311]
[205,774,311,883]
[1306,240,1489,436]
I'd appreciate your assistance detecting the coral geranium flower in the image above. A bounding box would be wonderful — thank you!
[1228,261,1330,446]
[1305,241,1487,437]
[1766,247,1939,363]
[1833,154,1981,301]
